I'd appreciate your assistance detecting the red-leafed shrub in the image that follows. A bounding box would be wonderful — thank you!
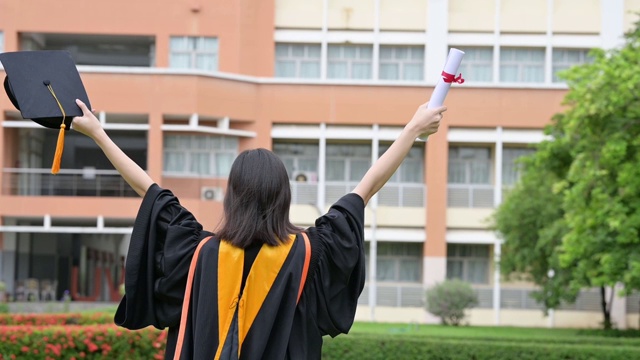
[0,325,166,359]
[0,313,112,326]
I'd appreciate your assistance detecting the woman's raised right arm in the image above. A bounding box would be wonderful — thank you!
[352,102,446,206]
[71,99,154,197]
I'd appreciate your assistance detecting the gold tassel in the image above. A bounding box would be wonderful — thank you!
[45,82,66,175]
[51,123,66,174]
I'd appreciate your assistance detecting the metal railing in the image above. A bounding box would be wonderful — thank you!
[447,184,494,208]
[358,284,425,307]
[3,168,137,197]
[325,182,426,207]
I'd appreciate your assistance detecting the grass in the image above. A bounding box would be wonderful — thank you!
[348,322,640,346]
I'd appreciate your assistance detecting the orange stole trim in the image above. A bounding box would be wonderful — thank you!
[297,232,311,303]
[237,234,297,357]
[214,241,244,360]
[172,236,214,360]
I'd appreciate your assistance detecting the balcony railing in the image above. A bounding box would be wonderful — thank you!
[2,168,137,197]
[447,184,494,208]
[358,284,425,307]
[326,182,426,207]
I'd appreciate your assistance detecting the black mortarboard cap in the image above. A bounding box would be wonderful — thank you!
[0,50,92,174]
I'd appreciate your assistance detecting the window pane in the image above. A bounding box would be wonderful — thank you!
[215,153,234,176]
[328,46,342,59]
[446,260,463,280]
[377,259,396,281]
[379,63,399,80]
[328,61,348,78]
[190,153,210,174]
[275,44,290,57]
[326,159,345,180]
[307,45,321,58]
[195,54,215,71]
[399,259,421,282]
[349,159,370,181]
[343,45,357,59]
[403,64,423,81]
[352,63,372,79]
[380,46,393,60]
[291,45,305,57]
[164,152,185,172]
[275,60,296,77]
[300,61,320,78]
[170,54,191,69]
[358,46,373,59]
[170,37,187,51]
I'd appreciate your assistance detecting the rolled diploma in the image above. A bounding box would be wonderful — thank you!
[419,48,465,139]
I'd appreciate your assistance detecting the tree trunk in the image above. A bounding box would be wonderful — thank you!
[600,286,612,330]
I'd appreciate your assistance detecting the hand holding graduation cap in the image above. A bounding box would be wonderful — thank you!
[71,99,101,138]
[72,98,154,197]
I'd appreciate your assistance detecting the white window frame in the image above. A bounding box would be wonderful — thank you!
[552,48,591,83]
[499,47,545,83]
[365,242,423,283]
[327,44,373,80]
[378,45,425,81]
[163,134,237,177]
[456,46,494,83]
[169,36,219,71]
[274,43,321,79]
[446,244,491,285]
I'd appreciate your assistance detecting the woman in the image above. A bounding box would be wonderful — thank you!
[71,99,445,360]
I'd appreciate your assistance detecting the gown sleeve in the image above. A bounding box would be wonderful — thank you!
[114,184,212,330]
[307,192,366,337]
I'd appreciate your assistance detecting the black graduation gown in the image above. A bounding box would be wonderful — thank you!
[114,184,366,360]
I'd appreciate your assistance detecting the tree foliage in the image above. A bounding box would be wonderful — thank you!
[425,279,478,326]
[493,19,640,328]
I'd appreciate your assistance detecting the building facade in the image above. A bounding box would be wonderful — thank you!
[1,0,639,327]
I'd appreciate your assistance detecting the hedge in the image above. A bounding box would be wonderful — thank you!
[0,325,165,359]
[322,333,640,360]
[0,313,112,326]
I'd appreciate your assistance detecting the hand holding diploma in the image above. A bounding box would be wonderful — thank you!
[419,48,465,139]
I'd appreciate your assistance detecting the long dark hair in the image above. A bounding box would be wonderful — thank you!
[217,148,301,248]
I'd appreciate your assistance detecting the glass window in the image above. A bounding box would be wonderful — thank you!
[500,48,545,83]
[163,134,237,176]
[502,147,535,185]
[327,44,373,80]
[446,244,490,284]
[272,142,319,181]
[169,36,218,71]
[379,144,424,183]
[325,144,371,181]
[365,242,423,283]
[0,31,4,53]
[456,47,493,82]
[552,48,592,82]
[379,45,424,81]
[448,147,492,184]
[274,43,321,79]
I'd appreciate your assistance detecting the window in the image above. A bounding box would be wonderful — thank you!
[502,148,535,185]
[552,48,591,82]
[379,45,424,81]
[365,242,423,283]
[0,31,4,53]
[446,244,490,284]
[163,135,237,177]
[169,36,218,71]
[273,142,319,181]
[274,43,321,79]
[379,144,423,183]
[456,47,493,82]
[500,48,545,83]
[327,44,373,79]
[448,147,492,184]
[326,144,371,181]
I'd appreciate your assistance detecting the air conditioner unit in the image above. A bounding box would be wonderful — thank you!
[292,171,317,183]
[201,187,224,201]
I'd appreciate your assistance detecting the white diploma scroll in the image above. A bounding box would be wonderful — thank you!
[419,48,465,139]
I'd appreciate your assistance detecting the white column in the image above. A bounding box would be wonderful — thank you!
[368,124,380,321]
[600,0,625,50]
[372,0,380,80]
[493,127,503,325]
[320,0,329,79]
[545,0,553,84]
[317,123,327,211]
[492,0,501,83]
[426,0,449,84]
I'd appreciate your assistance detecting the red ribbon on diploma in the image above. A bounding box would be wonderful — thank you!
[442,71,465,84]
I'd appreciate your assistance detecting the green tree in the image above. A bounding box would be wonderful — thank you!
[494,19,640,329]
